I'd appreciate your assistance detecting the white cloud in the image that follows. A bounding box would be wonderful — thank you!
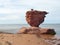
[0,8,26,14]
[0,0,59,8]
[0,15,20,20]
[0,0,60,24]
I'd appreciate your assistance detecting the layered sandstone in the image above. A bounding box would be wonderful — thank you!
[17,27,56,35]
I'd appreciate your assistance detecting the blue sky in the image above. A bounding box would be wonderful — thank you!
[0,0,60,24]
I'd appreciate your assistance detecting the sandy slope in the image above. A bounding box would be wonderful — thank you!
[0,34,52,45]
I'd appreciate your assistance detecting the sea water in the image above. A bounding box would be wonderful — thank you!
[0,24,60,36]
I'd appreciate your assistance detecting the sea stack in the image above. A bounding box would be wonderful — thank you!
[17,9,56,35]
[26,9,48,27]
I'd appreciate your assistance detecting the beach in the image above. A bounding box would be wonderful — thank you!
[0,33,53,45]
[0,24,60,45]
[0,33,60,45]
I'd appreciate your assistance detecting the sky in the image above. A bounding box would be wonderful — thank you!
[0,0,60,24]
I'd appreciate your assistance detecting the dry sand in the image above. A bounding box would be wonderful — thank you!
[0,33,52,45]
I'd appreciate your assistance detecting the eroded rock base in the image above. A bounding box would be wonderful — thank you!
[17,27,56,35]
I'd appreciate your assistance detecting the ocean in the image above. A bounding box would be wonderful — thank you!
[0,24,60,36]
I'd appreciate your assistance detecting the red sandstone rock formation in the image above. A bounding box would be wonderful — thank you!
[17,27,56,35]
[26,9,48,27]
[17,9,56,35]
[18,27,40,34]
